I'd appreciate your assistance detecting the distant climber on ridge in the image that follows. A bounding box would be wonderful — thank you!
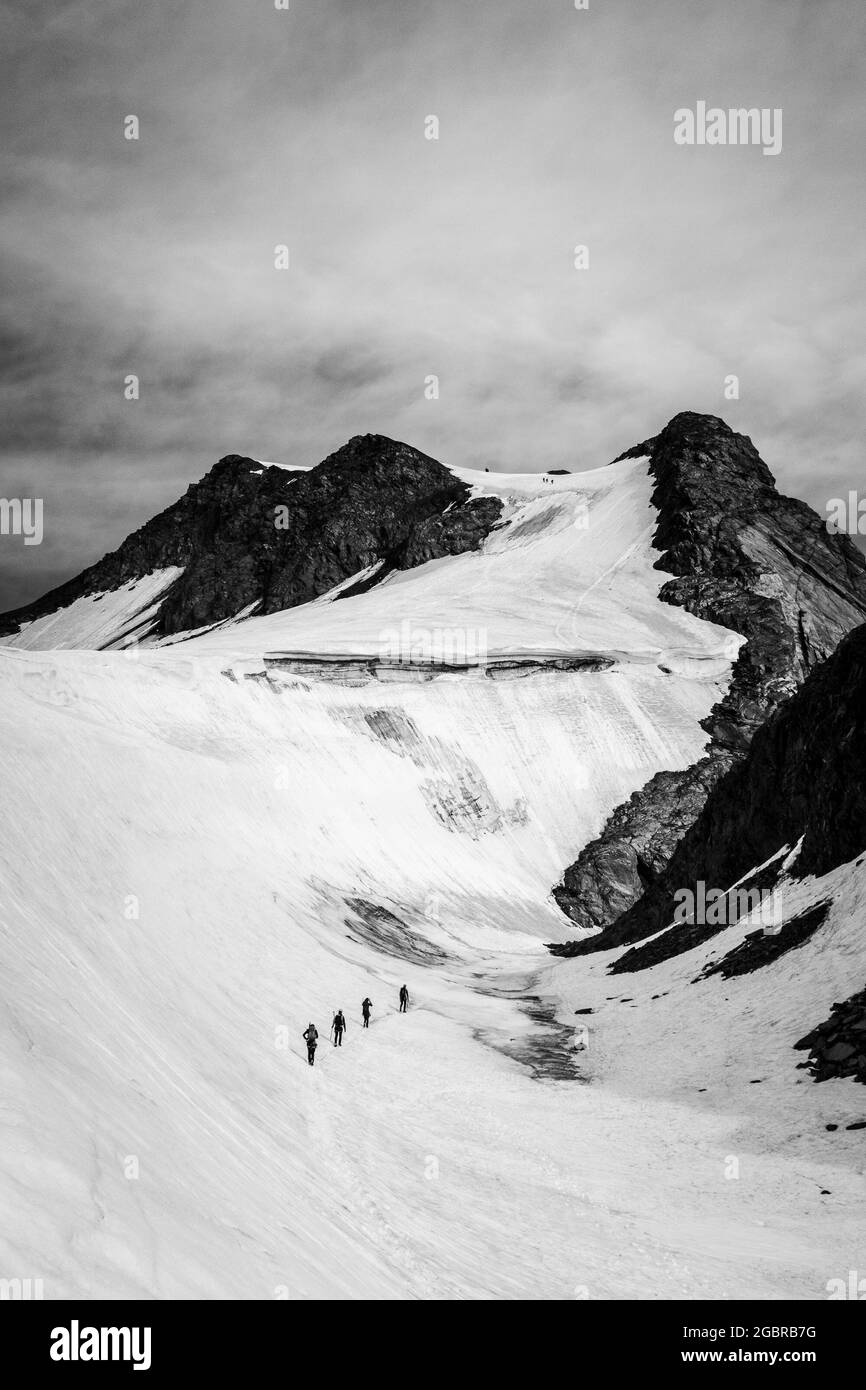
[302,1022,318,1065]
[399,984,409,1013]
[332,1010,346,1046]
[361,997,373,1028]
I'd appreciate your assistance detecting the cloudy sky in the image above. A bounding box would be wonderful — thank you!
[1,0,864,608]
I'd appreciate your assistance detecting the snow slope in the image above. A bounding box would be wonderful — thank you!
[178,456,741,668]
[1,457,861,1301]
[1,639,863,1300]
[0,569,183,652]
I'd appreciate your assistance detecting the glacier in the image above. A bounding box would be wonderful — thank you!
[1,453,863,1300]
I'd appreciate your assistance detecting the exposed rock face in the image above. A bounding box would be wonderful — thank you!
[0,435,502,642]
[554,757,735,936]
[694,902,832,982]
[554,622,866,969]
[262,652,613,685]
[795,986,866,1085]
[553,413,866,945]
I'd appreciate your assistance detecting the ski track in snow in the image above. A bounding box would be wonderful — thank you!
[0,456,863,1300]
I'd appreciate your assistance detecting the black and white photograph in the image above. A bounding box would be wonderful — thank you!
[1,0,865,1346]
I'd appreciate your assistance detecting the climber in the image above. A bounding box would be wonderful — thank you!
[302,1022,318,1065]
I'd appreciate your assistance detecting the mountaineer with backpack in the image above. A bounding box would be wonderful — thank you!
[302,1022,319,1066]
[331,1010,346,1046]
[361,997,373,1028]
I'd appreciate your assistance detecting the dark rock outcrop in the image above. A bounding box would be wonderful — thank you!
[0,436,502,643]
[554,757,734,936]
[598,856,784,973]
[553,413,866,944]
[692,901,832,981]
[263,652,613,685]
[554,624,866,968]
[795,987,866,1084]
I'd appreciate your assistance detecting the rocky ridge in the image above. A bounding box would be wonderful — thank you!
[0,436,502,643]
[553,413,866,948]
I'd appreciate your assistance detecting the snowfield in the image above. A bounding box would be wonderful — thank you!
[0,568,184,652]
[1,458,863,1300]
[179,456,743,665]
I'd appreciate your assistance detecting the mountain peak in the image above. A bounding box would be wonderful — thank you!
[659,410,734,438]
[554,411,866,940]
[614,412,749,469]
[318,433,442,476]
[0,434,502,645]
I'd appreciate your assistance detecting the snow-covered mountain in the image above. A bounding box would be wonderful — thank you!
[554,412,866,935]
[2,412,864,1300]
[0,437,502,649]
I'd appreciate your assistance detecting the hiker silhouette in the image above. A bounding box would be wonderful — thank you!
[302,1022,318,1065]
